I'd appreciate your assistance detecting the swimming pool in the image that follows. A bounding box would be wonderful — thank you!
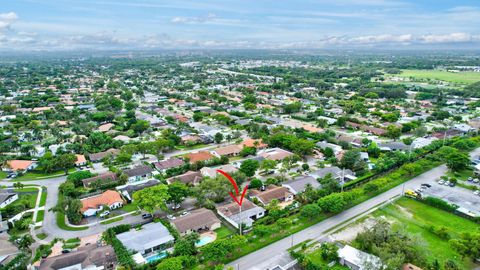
[144,251,167,263]
[196,235,214,247]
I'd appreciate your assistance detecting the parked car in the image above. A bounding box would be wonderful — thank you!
[468,177,473,182]
[421,183,432,188]
[62,249,71,254]
[142,213,152,219]
[474,190,480,196]
[445,181,451,186]
[473,179,479,184]
[180,211,189,217]
[438,180,445,185]
[448,182,456,187]
[167,214,176,220]
[99,211,110,218]
[171,204,181,210]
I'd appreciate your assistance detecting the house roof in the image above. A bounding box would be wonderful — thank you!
[217,199,260,217]
[117,222,174,252]
[38,244,116,270]
[213,145,242,156]
[186,151,215,163]
[258,148,294,161]
[153,158,185,170]
[123,165,153,177]
[98,123,114,132]
[240,138,268,149]
[80,190,124,213]
[250,185,293,205]
[75,154,87,165]
[338,245,382,270]
[82,172,118,186]
[5,160,35,171]
[282,175,320,194]
[167,171,202,185]
[0,191,17,204]
[0,235,19,260]
[171,208,220,233]
[88,148,120,162]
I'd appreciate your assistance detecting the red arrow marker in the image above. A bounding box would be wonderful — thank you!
[216,169,249,206]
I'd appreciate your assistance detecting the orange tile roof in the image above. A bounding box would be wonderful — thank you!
[240,138,268,149]
[75,154,87,165]
[186,151,215,163]
[5,160,35,171]
[80,190,124,213]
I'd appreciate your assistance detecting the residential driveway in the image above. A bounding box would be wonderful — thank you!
[228,147,480,270]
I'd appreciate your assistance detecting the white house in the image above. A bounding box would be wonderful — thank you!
[0,191,18,208]
[338,245,383,270]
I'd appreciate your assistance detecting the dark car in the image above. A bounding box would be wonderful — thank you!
[142,213,152,219]
[449,182,456,187]
[421,183,432,188]
[62,249,71,254]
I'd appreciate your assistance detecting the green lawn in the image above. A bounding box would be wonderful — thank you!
[447,168,474,181]
[305,248,350,270]
[39,188,47,207]
[372,198,478,269]
[396,69,480,84]
[118,203,138,212]
[13,168,76,181]
[100,216,124,225]
[36,210,45,223]
[37,233,48,240]
[214,225,235,239]
[0,171,7,179]
[56,213,88,231]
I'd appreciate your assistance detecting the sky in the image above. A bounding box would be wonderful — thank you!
[1,0,480,51]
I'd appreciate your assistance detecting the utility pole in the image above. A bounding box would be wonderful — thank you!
[239,204,242,236]
[443,130,447,146]
[341,168,345,193]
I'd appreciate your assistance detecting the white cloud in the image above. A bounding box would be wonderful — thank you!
[171,13,216,24]
[0,12,18,31]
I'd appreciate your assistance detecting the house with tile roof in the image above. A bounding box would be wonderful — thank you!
[80,190,124,217]
[250,185,294,207]
[170,208,221,235]
[185,151,215,164]
[217,199,265,229]
[3,160,37,173]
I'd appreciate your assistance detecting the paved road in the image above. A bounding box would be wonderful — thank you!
[229,147,480,270]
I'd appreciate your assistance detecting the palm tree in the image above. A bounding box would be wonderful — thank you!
[13,182,24,190]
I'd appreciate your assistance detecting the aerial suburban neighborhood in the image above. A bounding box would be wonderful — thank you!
[1,1,480,270]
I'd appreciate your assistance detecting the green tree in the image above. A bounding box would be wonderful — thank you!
[300,204,321,220]
[133,184,170,213]
[450,232,480,261]
[65,198,83,224]
[386,125,401,140]
[260,159,277,173]
[173,233,199,256]
[445,151,470,172]
[240,159,259,177]
[317,193,348,213]
[56,153,77,174]
[340,150,361,170]
[214,132,224,143]
[168,181,190,205]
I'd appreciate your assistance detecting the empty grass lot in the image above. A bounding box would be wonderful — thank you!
[396,69,480,84]
[372,198,479,269]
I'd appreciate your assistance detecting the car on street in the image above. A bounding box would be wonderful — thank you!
[167,214,176,220]
[142,213,152,219]
[438,180,445,185]
[473,190,480,196]
[421,183,432,188]
[180,211,189,217]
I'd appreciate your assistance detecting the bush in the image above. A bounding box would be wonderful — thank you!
[423,197,458,212]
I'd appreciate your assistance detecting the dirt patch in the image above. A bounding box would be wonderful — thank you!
[395,204,413,219]
[329,218,378,243]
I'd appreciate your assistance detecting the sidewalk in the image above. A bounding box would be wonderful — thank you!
[65,210,139,228]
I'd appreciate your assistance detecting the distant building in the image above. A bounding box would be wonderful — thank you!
[250,185,294,207]
[123,165,154,183]
[0,191,19,208]
[166,171,203,185]
[88,148,120,162]
[258,148,294,161]
[153,158,185,173]
[2,160,37,173]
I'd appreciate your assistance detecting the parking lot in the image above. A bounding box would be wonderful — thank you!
[416,180,480,216]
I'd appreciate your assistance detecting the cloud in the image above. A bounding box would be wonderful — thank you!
[0,12,18,31]
[171,13,217,24]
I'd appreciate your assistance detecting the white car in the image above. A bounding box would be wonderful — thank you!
[474,190,480,196]
[167,214,176,220]
[445,181,451,186]
[99,211,110,218]
[438,180,445,185]
[180,211,189,217]
[473,179,480,184]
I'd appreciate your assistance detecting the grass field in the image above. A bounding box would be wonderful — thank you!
[396,69,480,84]
[214,225,235,239]
[305,248,350,270]
[371,198,478,269]
[100,216,124,225]
[36,210,45,223]
[13,168,76,181]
